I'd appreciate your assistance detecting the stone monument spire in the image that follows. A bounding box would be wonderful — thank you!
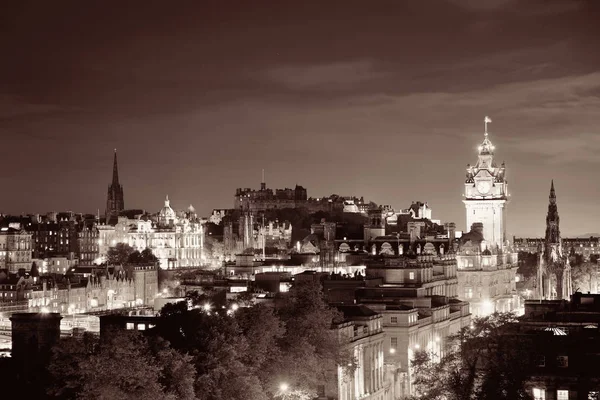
[537,180,572,300]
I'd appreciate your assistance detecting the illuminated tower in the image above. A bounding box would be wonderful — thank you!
[463,117,508,250]
[105,149,125,224]
[537,181,572,299]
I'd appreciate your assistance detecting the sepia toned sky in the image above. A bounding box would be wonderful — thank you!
[1,0,599,237]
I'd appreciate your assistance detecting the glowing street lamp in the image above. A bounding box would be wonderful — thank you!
[279,383,289,392]
[203,303,211,312]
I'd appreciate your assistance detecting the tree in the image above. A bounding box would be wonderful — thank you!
[409,313,532,400]
[141,247,159,264]
[155,304,267,400]
[572,262,597,293]
[271,280,350,397]
[47,331,195,400]
[106,243,134,266]
[128,250,143,264]
[204,236,225,266]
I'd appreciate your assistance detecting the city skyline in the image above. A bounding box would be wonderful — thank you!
[2,1,600,237]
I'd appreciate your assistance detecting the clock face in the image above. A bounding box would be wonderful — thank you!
[477,181,492,195]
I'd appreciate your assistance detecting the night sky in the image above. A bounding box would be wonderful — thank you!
[2,0,599,237]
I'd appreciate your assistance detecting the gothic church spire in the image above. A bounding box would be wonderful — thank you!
[106,149,125,224]
[112,148,120,185]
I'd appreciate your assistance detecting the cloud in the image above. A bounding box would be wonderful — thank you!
[0,95,66,120]
[265,60,386,90]
[504,133,600,163]
[449,0,583,14]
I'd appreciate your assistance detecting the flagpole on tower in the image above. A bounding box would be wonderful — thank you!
[484,116,492,137]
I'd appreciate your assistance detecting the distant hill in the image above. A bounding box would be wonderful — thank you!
[575,233,600,238]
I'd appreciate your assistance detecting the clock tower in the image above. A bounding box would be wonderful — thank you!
[463,117,508,250]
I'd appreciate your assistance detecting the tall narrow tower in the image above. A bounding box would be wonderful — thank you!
[105,149,125,224]
[463,117,508,250]
[537,181,572,299]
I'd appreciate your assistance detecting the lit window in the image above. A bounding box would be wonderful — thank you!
[465,287,473,299]
[137,324,146,331]
[556,356,568,368]
[557,390,568,400]
[126,323,134,330]
[533,388,545,400]
[409,272,415,280]
[390,337,398,350]
[391,316,398,324]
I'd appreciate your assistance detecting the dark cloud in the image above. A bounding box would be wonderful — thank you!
[0,0,599,236]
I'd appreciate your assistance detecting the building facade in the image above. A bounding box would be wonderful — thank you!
[463,119,508,250]
[78,223,100,264]
[330,305,387,400]
[351,253,471,398]
[0,227,33,273]
[96,197,203,269]
[457,120,519,316]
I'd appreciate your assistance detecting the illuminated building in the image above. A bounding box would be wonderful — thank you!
[353,253,470,398]
[514,236,600,260]
[328,305,387,400]
[78,222,99,263]
[0,226,33,273]
[234,177,368,214]
[105,149,124,224]
[456,118,519,316]
[97,197,203,269]
[536,181,572,300]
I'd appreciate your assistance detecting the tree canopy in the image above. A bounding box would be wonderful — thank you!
[408,313,533,400]
[47,332,195,400]
[48,280,350,400]
[107,244,158,266]
[153,280,348,399]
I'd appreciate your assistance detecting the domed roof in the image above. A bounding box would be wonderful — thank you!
[159,195,177,222]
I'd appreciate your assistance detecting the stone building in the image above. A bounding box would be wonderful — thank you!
[0,226,33,273]
[348,253,470,398]
[78,222,100,264]
[515,236,600,261]
[455,223,518,316]
[234,179,368,214]
[456,119,519,316]
[519,292,600,400]
[94,197,203,269]
[328,305,387,400]
[463,120,508,251]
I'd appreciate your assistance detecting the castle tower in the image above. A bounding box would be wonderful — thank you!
[105,149,125,224]
[537,181,572,300]
[463,117,508,250]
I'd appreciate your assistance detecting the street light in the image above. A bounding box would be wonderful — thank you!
[279,383,288,392]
